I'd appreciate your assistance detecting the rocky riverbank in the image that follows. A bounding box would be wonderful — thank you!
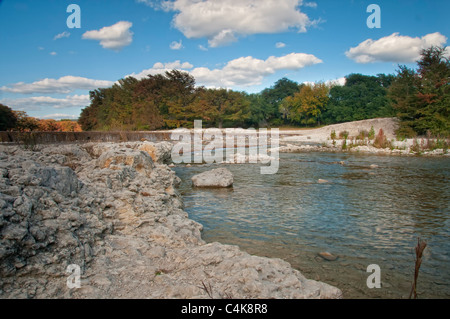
[0,141,342,299]
[276,118,449,157]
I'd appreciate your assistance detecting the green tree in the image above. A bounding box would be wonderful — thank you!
[246,93,273,127]
[260,78,301,124]
[191,88,251,128]
[13,111,40,132]
[323,73,395,124]
[0,103,17,131]
[389,46,450,136]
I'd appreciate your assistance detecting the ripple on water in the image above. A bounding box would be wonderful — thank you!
[174,153,450,299]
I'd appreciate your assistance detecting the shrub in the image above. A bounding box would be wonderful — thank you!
[339,131,349,140]
[368,126,375,140]
[342,139,347,150]
[373,129,391,149]
[395,125,417,139]
[411,139,421,154]
[330,130,337,140]
[357,130,369,140]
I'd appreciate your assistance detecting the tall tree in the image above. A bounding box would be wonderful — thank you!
[389,46,450,136]
[261,78,301,124]
[190,88,251,128]
[12,111,40,132]
[323,73,395,124]
[0,103,17,131]
[282,83,329,126]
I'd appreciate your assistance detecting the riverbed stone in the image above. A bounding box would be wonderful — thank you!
[318,252,338,261]
[191,168,234,188]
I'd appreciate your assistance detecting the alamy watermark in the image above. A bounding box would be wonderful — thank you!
[367,4,381,29]
[170,120,280,175]
[366,264,381,289]
[66,4,81,29]
[66,264,81,289]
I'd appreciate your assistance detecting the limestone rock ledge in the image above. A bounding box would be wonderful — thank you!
[0,142,342,299]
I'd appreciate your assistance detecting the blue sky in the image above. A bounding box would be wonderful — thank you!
[0,0,449,120]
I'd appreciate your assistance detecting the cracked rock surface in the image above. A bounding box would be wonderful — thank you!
[0,142,342,299]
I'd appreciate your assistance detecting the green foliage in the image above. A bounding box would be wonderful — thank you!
[261,78,300,124]
[322,74,395,125]
[368,126,375,140]
[389,46,450,136]
[330,130,336,140]
[357,130,369,140]
[191,88,251,128]
[339,131,349,140]
[13,111,40,132]
[0,103,17,131]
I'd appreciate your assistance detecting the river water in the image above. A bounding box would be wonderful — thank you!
[173,152,450,299]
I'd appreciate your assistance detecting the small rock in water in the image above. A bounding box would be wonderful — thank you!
[318,179,330,184]
[192,168,233,188]
[370,164,379,169]
[318,252,338,261]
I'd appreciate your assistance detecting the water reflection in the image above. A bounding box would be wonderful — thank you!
[174,153,450,298]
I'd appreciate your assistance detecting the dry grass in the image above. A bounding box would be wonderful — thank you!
[409,237,427,299]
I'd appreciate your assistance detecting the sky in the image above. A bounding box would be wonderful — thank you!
[0,0,449,120]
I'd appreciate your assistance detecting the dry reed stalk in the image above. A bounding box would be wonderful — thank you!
[409,237,427,299]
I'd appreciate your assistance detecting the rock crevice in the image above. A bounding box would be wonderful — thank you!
[0,142,342,299]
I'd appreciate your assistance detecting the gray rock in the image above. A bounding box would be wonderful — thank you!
[97,149,154,175]
[192,168,234,188]
[0,142,342,299]
[138,141,173,164]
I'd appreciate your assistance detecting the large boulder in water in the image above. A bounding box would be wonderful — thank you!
[191,168,233,188]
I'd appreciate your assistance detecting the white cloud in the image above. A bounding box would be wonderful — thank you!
[0,76,114,94]
[170,40,183,50]
[328,77,346,86]
[82,21,134,51]
[136,0,160,9]
[208,29,238,48]
[303,77,345,87]
[127,53,322,88]
[0,95,90,111]
[50,52,57,56]
[194,53,322,87]
[276,42,286,48]
[346,32,448,64]
[54,31,71,40]
[164,0,316,47]
[126,60,195,80]
[303,2,317,8]
[198,44,208,51]
[36,113,79,121]
[39,114,79,120]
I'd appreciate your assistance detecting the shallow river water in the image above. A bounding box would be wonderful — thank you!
[174,152,450,299]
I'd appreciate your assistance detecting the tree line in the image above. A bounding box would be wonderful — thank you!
[76,70,398,132]
[1,46,448,137]
[0,108,81,132]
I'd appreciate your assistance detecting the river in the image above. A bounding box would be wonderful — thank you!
[173,152,450,299]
